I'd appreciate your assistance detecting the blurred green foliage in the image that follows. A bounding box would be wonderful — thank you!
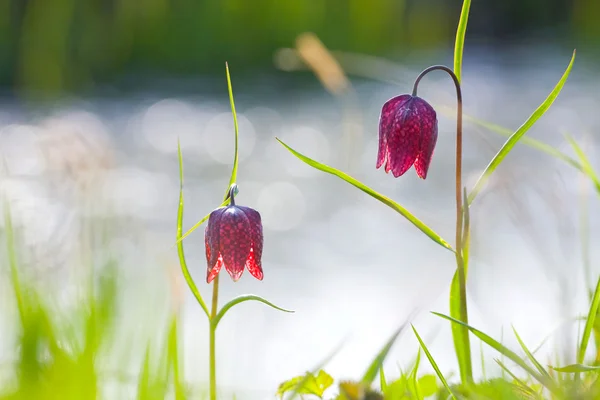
[0,0,596,95]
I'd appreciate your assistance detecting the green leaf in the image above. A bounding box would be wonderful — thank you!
[449,187,473,385]
[225,62,239,192]
[176,140,210,318]
[383,376,408,400]
[512,326,553,382]
[550,364,600,373]
[277,370,334,398]
[468,50,576,205]
[276,138,453,251]
[449,271,472,384]
[361,321,410,386]
[213,295,294,328]
[494,359,541,399]
[565,134,600,195]
[417,375,438,398]
[453,0,471,82]
[412,325,457,400]
[409,349,422,400]
[285,340,346,400]
[379,367,387,392]
[433,312,558,393]
[174,199,229,246]
[462,112,582,171]
[577,274,600,364]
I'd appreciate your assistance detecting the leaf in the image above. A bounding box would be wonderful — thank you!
[277,370,334,398]
[449,187,473,384]
[408,349,422,400]
[174,199,229,246]
[512,326,553,382]
[213,295,294,328]
[225,62,239,191]
[453,0,471,82]
[577,274,600,364]
[412,325,457,400]
[417,375,438,398]
[379,367,387,392]
[176,141,210,318]
[449,270,472,384]
[468,50,576,205]
[285,340,347,400]
[550,364,600,373]
[361,320,411,386]
[432,312,558,393]
[495,359,541,399]
[461,112,582,171]
[565,134,600,195]
[276,138,453,251]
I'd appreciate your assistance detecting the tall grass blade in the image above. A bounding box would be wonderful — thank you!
[450,191,473,386]
[412,325,457,400]
[577,274,600,364]
[453,0,471,82]
[276,138,453,251]
[468,50,576,205]
[550,364,600,373]
[512,326,553,381]
[361,320,411,386]
[565,134,600,194]
[225,62,239,191]
[176,140,210,318]
[433,312,558,393]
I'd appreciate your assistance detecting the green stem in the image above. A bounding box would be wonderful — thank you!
[209,275,220,400]
[413,65,472,383]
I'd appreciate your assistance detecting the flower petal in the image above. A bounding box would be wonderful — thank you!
[206,207,226,273]
[239,206,263,280]
[412,97,438,179]
[386,97,420,177]
[206,254,223,283]
[378,95,412,171]
[218,206,252,282]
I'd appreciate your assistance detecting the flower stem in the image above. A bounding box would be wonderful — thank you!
[413,66,472,383]
[209,274,220,400]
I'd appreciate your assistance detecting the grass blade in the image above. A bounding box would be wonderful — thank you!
[460,112,582,171]
[468,50,576,205]
[432,312,558,393]
[550,364,600,373]
[512,326,553,381]
[361,319,413,386]
[565,134,600,194]
[449,187,473,384]
[225,62,239,191]
[495,359,542,399]
[453,0,471,82]
[213,295,294,328]
[577,274,600,364]
[176,140,210,318]
[412,325,457,400]
[276,138,453,251]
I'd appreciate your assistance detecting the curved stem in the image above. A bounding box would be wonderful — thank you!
[209,275,220,400]
[413,65,471,382]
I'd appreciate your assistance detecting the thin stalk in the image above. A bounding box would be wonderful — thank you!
[209,275,220,400]
[413,65,471,382]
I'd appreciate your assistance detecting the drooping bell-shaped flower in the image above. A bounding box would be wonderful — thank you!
[377,94,438,179]
[204,191,263,283]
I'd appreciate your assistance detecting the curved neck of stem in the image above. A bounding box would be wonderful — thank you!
[228,183,237,206]
[411,65,463,253]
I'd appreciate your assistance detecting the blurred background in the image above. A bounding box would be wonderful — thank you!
[1,0,600,398]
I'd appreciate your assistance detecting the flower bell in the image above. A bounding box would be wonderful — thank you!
[376,94,438,179]
[204,185,264,283]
